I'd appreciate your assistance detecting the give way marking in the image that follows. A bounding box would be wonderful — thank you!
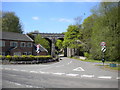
[73,67,85,71]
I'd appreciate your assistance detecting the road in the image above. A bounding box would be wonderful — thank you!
[1,57,119,89]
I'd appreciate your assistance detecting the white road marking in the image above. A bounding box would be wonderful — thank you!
[98,76,112,79]
[52,73,65,75]
[4,68,12,70]
[30,71,39,73]
[20,70,27,72]
[73,67,85,71]
[14,83,22,86]
[68,61,72,65]
[25,85,33,88]
[12,69,19,71]
[39,71,50,74]
[81,75,94,78]
[66,74,79,77]
[116,77,120,79]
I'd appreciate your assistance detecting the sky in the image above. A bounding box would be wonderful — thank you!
[2,1,100,33]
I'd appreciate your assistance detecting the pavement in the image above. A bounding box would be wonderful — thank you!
[0,57,119,89]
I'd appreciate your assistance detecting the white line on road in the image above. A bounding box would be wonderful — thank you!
[20,70,27,72]
[12,69,19,71]
[98,76,112,79]
[73,67,85,71]
[116,77,120,79]
[68,61,72,65]
[30,71,39,73]
[4,68,12,70]
[66,74,79,77]
[81,75,94,78]
[39,71,50,74]
[52,73,65,75]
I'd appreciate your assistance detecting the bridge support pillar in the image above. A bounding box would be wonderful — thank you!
[51,38,56,58]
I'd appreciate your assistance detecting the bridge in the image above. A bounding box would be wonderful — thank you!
[32,32,65,57]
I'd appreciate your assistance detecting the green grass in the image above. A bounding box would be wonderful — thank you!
[70,57,119,64]
[97,64,120,71]
[70,57,120,71]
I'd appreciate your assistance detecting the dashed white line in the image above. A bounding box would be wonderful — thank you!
[39,71,50,74]
[116,77,120,79]
[30,71,39,73]
[52,73,65,75]
[20,70,27,72]
[12,69,19,71]
[68,61,72,65]
[66,74,79,77]
[81,75,94,78]
[98,76,112,79]
[4,68,12,70]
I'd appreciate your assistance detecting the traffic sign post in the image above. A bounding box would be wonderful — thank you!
[100,42,106,65]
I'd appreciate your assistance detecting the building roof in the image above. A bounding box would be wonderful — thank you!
[0,31,33,42]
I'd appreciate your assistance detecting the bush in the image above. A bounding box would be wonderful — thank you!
[84,52,89,58]
[3,55,52,61]
[6,55,12,61]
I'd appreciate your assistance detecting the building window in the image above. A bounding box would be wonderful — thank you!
[23,52,27,55]
[14,52,21,56]
[0,40,5,47]
[27,42,32,47]
[10,42,18,47]
[0,52,5,56]
[28,52,32,55]
[20,42,26,47]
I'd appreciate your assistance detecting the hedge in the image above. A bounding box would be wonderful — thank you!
[0,55,52,61]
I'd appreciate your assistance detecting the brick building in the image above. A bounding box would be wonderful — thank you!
[0,31,48,56]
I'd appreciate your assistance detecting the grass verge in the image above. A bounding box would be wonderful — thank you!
[70,57,120,71]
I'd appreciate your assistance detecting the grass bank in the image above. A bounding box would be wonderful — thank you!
[70,57,120,71]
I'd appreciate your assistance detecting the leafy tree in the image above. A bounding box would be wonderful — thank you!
[56,39,63,50]
[35,34,50,54]
[82,14,96,53]
[90,2,119,61]
[63,25,83,56]
[2,12,23,33]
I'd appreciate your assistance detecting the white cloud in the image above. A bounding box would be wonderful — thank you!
[50,18,73,23]
[58,18,73,23]
[32,17,40,20]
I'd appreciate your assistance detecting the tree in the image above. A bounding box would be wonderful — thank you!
[90,2,119,61]
[82,14,96,53]
[2,12,23,33]
[35,34,50,54]
[63,25,83,56]
[56,39,63,50]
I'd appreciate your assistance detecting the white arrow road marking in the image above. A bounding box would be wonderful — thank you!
[52,73,65,75]
[66,74,79,77]
[73,67,85,71]
[81,75,94,78]
[98,76,112,79]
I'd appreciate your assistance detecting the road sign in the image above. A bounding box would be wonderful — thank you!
[101,48,106,52]
[100,42,106,46]
[36,44,40,53]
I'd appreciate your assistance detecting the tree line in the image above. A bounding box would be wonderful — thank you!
[60,2,119,61]
[1,2,119,61]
